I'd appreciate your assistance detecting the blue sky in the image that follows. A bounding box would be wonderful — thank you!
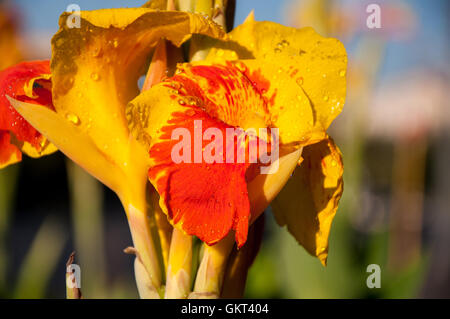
[12,0,449,78]
[14,0,288,31]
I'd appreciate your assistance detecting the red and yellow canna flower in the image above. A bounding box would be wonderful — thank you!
[0,3,345,298]
[128,11,346,266]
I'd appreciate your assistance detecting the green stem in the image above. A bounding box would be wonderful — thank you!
[67,160,107,297]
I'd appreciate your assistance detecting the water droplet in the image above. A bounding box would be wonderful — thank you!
[323,95,329,101]
[90,73,100,81]
[216,49,224,57]
[170,82,182,90]
[186,97,198,106]
[235,62,247,73]
[299,49,306,55]
[230,51,237,59]
[331,160,337,167]
[274,48,281,53]
[113,39,119,48]
[66,113,80,125]
[178,99,186,105]
[339,69,346,77]
[39,139,47,148]
[92,45,103,57]
[296,77,303,86]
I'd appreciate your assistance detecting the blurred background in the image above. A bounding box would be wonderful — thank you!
[0,0,448,298]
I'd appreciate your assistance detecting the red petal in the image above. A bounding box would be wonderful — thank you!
[0,130,21,167]
[0,60,53,162]
[149,108,254,247]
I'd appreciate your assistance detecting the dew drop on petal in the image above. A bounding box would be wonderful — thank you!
[66,113,80,125]
[235,62,247,73]
[39,138,47,148]
[90,73,100,81]
[339,69,346,77]
[92,45,103,57]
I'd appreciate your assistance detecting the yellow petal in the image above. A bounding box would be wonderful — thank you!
[207,16,347,142]
[237,59,326,145]
[51,8,225,166]
[8,97,121,191]
[271,137,344,266]
[6,8,225,195]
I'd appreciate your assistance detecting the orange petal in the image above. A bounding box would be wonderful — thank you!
[148,108,253,247]
[0,131,21,168]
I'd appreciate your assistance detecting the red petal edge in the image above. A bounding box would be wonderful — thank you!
[0,60,53,166]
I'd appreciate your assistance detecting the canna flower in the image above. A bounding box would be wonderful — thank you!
[128,11,346,266]
[1,3,346,297]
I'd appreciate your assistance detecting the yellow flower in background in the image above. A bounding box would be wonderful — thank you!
[1,2,346,298]
[0,4,22,70]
